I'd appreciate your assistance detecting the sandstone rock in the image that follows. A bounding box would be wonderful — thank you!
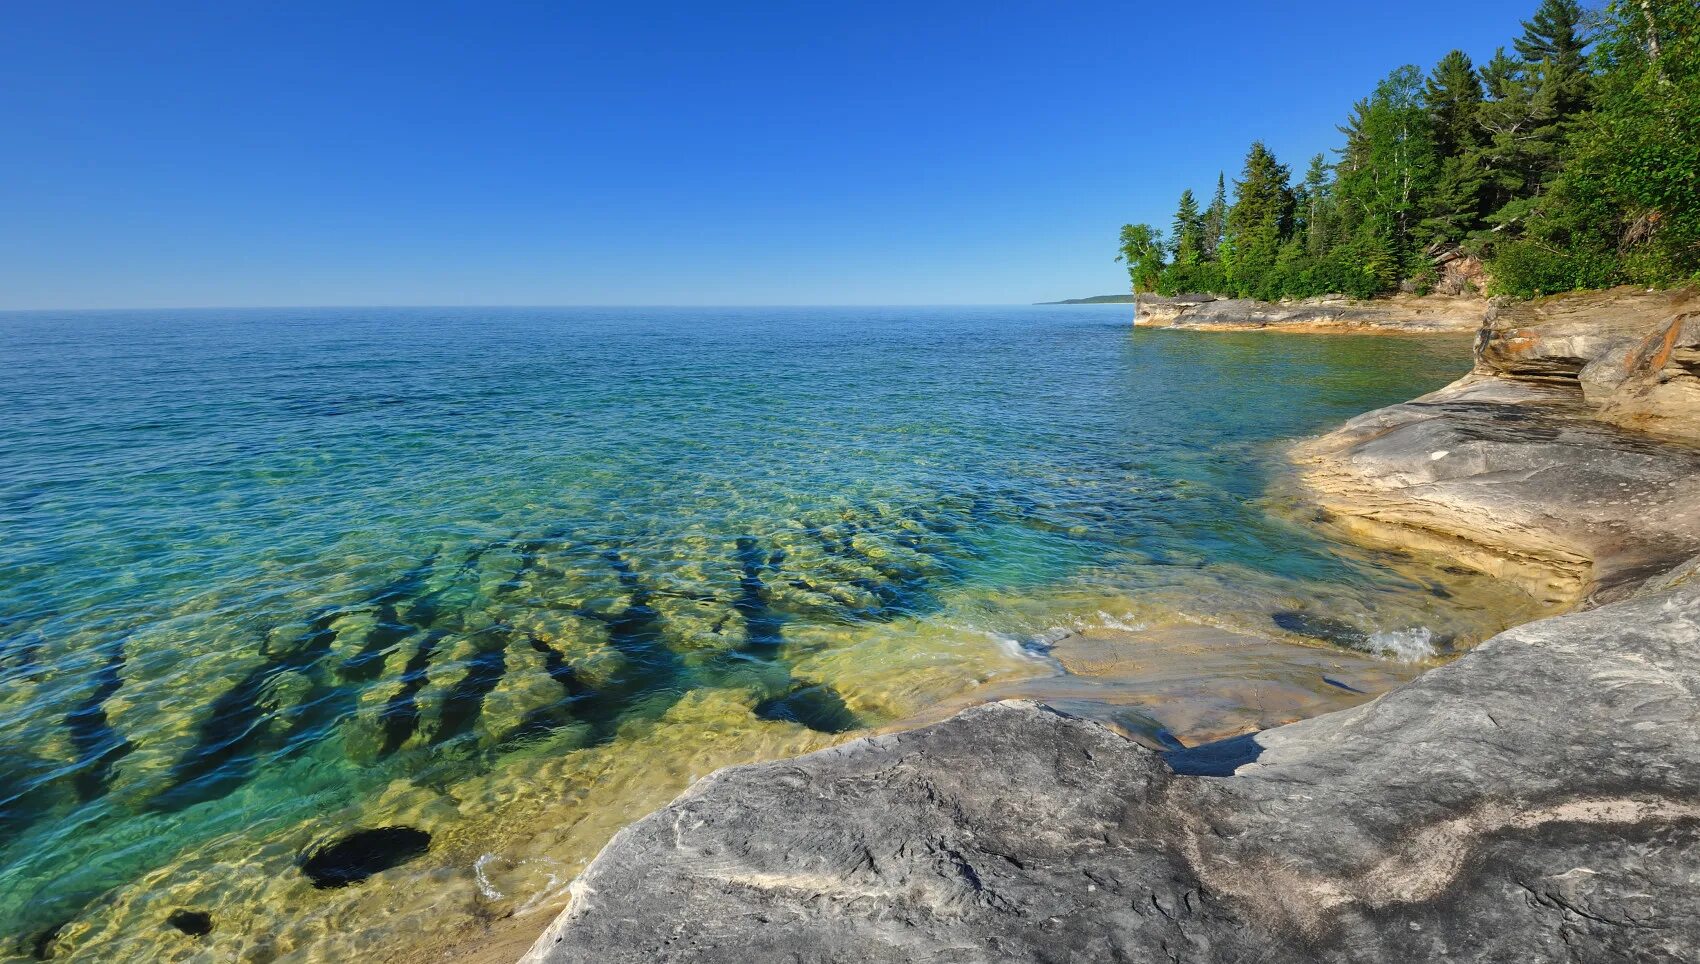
[1296,374,1700,606]
[523,564,1700,963]
[1596,310,1700,442]
[1135,294,1485,332]
[1475,286,1699,383]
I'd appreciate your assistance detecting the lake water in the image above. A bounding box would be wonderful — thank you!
[0,307,1520,960]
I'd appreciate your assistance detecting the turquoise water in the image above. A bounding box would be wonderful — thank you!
[1,307,1496,960]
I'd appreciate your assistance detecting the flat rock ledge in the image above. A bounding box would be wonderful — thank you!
[1298,287,1700,607]
[1134,293,1486,333]
[525,561,1700,963]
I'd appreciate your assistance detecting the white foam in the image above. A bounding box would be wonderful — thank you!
[1367,626,1437,662]
[473,853,505,900]
[1095,611,1148,633]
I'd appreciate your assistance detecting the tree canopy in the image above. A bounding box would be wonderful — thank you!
[1118,0,1699,301]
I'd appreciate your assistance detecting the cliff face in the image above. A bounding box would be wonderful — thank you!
[1299,286,1700,607]
[1135,293,1486,332]
[522,288,1700,964]
[1476,286,1700,443]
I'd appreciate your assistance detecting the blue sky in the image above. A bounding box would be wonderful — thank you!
[1,1,1551,308]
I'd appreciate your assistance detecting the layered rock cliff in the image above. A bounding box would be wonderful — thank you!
[522,288,1700,964]
[1299,286,1700,607]
[1134,293,1485,332]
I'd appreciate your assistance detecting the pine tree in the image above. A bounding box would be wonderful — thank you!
[1420,51,1489,245]
[1333,66,1437,283]
[1425,50,1484,158]
[1515,0,1591,120]
[1170,190,1206,263]
[1225,142,1295,297]
[1201,173,1228,261]
[1295,153,1334,258]
[1474,48,1562,220]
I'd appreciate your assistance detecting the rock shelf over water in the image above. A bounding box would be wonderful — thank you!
[525,288,1700,963]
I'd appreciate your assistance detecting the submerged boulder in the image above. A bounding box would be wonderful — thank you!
[298,827,431,889]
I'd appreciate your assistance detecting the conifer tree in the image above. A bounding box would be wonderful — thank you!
[1170,190,1206,264]
[1474,48,1562,222]
[1333,66,1436,281]
[1225,142,1295,297]
[1295,153,1334,258]
[1425,50,1485,158]
[1515,0,1591,119]
[1420,51,1489,245]
[1201,173,1228,261]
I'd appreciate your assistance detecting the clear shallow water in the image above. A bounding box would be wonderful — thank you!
[1,307,1512,960]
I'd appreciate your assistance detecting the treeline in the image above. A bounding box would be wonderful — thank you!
[1118,0,1698,301]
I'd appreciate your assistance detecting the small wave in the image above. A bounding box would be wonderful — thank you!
[473,853,567,911]
[473,853,505,900]
[1366,627,1437,662]
[1094,611,1147,633]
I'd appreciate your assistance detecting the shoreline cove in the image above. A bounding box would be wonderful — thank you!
[519,287,1700,963]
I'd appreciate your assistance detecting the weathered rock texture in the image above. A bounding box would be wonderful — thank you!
[524,564,1700,963]
[1300,287,1700,607]
[1477,286,1700,443]
[1135,293,1485,332]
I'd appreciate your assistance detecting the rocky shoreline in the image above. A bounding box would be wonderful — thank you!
[1133,292,1487,332]
[521,288,1700,963]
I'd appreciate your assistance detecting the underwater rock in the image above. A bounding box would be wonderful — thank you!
[1270,610,1368,649]
[165,909,212,937]
[753,683,858,734]
[298,827,431,889]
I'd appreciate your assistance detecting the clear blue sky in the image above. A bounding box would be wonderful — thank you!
[2,1,1550,308]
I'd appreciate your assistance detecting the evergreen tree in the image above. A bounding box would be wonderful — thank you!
[1474,48,1563,226]
[1295,153,1334,258]
[1425,50,1485,158]
[1225,142,1295,298]
[1515,0,1592,119]
[1201,173,1228,260]
[1170,190,1206,263]
[1420,51,1489,245]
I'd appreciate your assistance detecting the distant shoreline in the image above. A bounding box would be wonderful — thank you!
[1034,294,1138,305]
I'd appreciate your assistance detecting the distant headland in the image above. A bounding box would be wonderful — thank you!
[1035,294,1139,305]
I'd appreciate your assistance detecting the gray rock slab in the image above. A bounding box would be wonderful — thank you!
[523,569,1700,963]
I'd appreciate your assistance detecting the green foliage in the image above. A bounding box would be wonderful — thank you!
[1201,173,1228,261]
[1487,240,1621,296]
[1116,222,1167,293]
[1171,190,1206,264]
[1120,0,1698,301]
[1224,142,1295,297]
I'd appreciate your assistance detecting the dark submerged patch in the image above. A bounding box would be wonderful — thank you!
[298,827,431,888]
[755,683,859,734]
[165,909,213,937]
[1161,732,1265,777]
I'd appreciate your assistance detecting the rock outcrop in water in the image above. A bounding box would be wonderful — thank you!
[1299,286,1700,607]
[523,286,1700,964]
[1134,292,1485,332]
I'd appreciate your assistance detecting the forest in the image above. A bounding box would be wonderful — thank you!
[1118,0,1699,300]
